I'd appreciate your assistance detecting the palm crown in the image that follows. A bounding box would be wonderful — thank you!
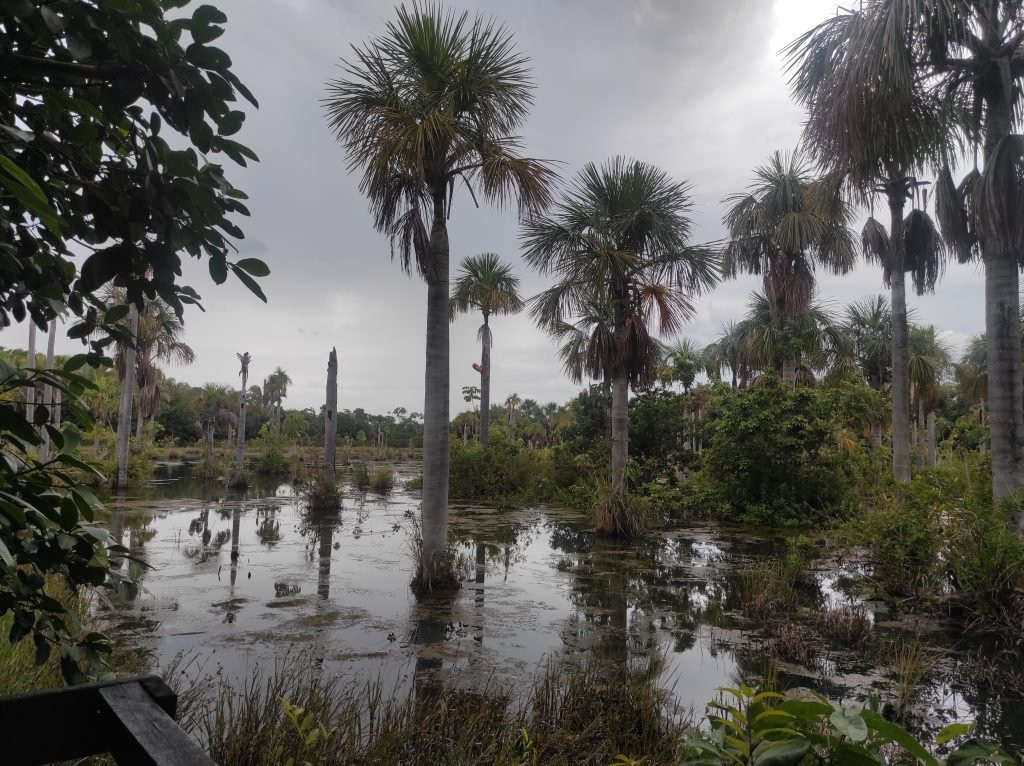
[724,150,856,323]
[524,157,719,389]
[324,3,556,278]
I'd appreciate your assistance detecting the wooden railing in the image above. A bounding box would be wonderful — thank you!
[1,675,215,765]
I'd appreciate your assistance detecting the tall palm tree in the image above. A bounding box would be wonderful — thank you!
[504,392,521,433]
[114,304,138,489]
[844,296,894,449]
[132,298,196,442]
[723,150,857,385]
[957,334,989,436]
[324,3,555,586]
[788,1,1022,501]
[908,325,952,468]
[450,253,524,447]
[263,367,292,429]
[524,157,719,536]
[788,7,948,484]
[230,351,252,488]
[25,320,36,423]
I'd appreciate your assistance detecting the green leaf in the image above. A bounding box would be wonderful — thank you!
[105,304,130,323]
[209,253,228,284]
[946,739,1015,766]
[231,266,267,302]
[0,155,62,234]
[935,723,974,747]
[829,707,868,743]
[0,538,14,567]
[862,710,937,766]
[235,258,269,277]
[751,737,810,766]
[185,43,232,70]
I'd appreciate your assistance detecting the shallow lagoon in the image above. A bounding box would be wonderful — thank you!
[105,461,1024,749]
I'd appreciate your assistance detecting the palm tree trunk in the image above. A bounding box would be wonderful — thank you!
[605,298,630,537]
[135,401,145,444]
[26,321,36,423]
[419,187,450,588]
[480,315,491,447]
[870,421,882,450]
[323,347,337,484]
[978,70,1024,513]
[39,321,56,461]
[889,195,911,483]
[917,396,926,471]
[781,358,797,386]
[115,305,139,488]
[985,251,1024,506]
[232,368,249,487]
[927,410,936,468]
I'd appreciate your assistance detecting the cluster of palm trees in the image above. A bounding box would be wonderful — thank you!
[325,3,1024,586]
[786,0,1024,504]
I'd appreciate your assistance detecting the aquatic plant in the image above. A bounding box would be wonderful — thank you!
[369,465,395,494]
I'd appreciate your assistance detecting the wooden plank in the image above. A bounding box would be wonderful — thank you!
[100,682,215,766]
[1,675,176,765]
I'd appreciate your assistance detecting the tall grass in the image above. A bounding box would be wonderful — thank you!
[194,655,691,765]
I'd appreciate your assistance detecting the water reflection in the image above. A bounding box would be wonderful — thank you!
[99,462,1023,750]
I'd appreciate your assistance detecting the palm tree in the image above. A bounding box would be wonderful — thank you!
[723,150,857,385]
[195,384,236,457]
[132,298,196,443]
[263,367,292,429]
[788,1,1022,502]
[660,338,711,393]
[844,296,894,448]
[230,351,252,488]
[956,334,989,439]
[908,325,952,468]
[524,157,719,536]
[504,392,521,434]
[733,292,851,385]
[844,296,892,393]
[324,3,555,586]
[114,304,138,489]
[450,253,524,447]
[25,320,36,423]
[39,319,57,461]
[703,320,747,388]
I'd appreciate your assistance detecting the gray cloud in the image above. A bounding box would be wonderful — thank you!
[26,0,988,413]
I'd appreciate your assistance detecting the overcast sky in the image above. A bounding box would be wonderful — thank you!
[29,0,989,414]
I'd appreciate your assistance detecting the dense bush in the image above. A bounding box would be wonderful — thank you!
[701,375,858,524]
[448,435,556,503]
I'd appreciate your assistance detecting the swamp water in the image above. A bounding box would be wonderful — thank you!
[106,461,1024,750]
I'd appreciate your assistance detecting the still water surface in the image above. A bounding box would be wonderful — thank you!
[105,461,1023,749]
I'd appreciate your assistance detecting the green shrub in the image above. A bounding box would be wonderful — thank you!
[701,375,858,524]
[845,483,945,599]
[256,425,290,475]
[944,492,1024,625]
[448,437,556,503]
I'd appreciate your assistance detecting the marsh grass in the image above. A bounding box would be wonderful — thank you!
[887,636,944,722]
[369,464,395,494]
[303,473,341,511]
[349,462,369,490]
[192,654,691,765]
[817,606,872,647]
[735,560,799,622]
